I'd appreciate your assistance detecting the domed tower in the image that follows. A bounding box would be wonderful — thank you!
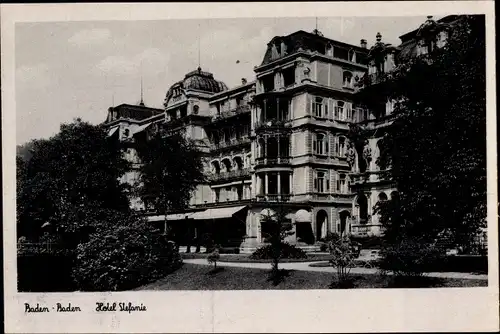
[164,67,227,136]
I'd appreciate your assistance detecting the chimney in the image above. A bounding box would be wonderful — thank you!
[360,39,367,49]
[241,78,247,85]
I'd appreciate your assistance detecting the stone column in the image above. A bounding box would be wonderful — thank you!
[289,172,293,195]
[277,98,280,121]
[277,136,281,159]
[264,173,268,196]
[256,174,262,196]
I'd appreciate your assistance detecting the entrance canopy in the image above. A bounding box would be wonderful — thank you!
[146,206,246,222]
[190,206,246,220]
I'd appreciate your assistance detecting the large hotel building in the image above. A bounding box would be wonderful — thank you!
[104,15,460,252]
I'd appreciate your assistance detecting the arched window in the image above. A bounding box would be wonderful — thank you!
[335,101,345,120]
[356,193,369,224]
[313,132,328,155]
[211,161,221,175]
[326,43,334,57]
[338,136,346,157]
[390,191,399,200]
[313,97,326,118]
[233,156,243,170]
[221,158,232,173]
[314,170,329,193]
[343,71,353,88]
[348,49,356,63]
[378,192,388,202]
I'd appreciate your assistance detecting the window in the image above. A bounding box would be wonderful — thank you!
[262,74,275,92]
[335,101,345,120]
[338,136,346,157]
[314,170,329,193]
[337,174,348,193]
[343,71,353,88]
[349,49,356,63]
[326,43,334,57]
[283,66,296,87]
[313,132,328,156]
[313,97,326,118]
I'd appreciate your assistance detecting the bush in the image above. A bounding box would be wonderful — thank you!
[207,246,220,270]
[328,235,358,289]
[250,243,307,260]
[73,211,182,291]
[379,239,443,277]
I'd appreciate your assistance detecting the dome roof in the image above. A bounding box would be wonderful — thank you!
[165,67,228,105]
[182,67,228,93]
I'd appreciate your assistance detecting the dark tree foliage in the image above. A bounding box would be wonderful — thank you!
[73,209,182,291]
[16,119,130,239]
[135,130,206,214]
[375,15,486,248]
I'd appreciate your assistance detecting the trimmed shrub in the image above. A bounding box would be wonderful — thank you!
[73,211,183,291]
[250,243,308,260]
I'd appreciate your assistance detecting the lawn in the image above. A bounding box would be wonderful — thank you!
[137,263,487,290]
[181,252,332,263]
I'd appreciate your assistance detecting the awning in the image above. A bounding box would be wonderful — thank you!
[131,123,152,136]
[189,206,247,220]
[295,209,312,223]
[146,213,195,222]
[107,126,119,137]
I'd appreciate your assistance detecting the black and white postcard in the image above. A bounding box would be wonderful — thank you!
[2,1,498,333]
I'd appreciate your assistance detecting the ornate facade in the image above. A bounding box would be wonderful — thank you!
[104,15,462,252]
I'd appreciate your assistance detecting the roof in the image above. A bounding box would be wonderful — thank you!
[399,15,460,43]
[164,67,228,105]
[260,30,368,66]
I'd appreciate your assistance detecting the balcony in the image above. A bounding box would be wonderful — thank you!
[255,156,291,166]
[208,169,251,183]
[210,136,251,151]
[212,105,251,122]
[255,194,293,202]
[254,119,292,133]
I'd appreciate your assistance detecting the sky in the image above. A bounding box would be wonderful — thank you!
[15,16,437,145]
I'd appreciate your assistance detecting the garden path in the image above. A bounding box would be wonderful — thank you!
[183,259,488,280]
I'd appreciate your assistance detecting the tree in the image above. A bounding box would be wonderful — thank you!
[259,204,295,284]
[134,130,206,236]
[16,119,131,240]
[375,15,486,251]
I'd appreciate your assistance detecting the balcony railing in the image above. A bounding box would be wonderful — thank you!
[210,136,251,151]
[255,194,293,202]
[208,168,251,182]
[254,119,292,132]
[213,105,251,121]
[255,156,291,166]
